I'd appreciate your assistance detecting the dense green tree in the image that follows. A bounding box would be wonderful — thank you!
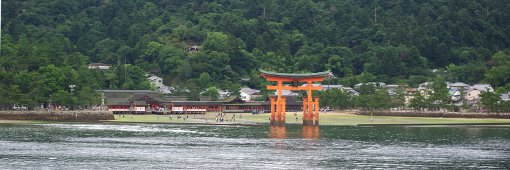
[52,90,75,108]
[428,76,450,111]
[76,87,100,108]
[366,45,428,82]
[352,84,394,111]
[410,91,428,111]
[202,32,230,52]
[202,86,219,101]
[480,91,502,113]
[319,89,353,109]
[370,89,393,110]
[485,51,510,89]
[446,62,486,85]
[392,86,406,109]
[198,72,212,89]
[38,65,66,98]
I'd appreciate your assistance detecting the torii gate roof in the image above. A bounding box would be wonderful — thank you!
[260,69,332,79]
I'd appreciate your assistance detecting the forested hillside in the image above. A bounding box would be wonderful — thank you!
[2,0,510,108]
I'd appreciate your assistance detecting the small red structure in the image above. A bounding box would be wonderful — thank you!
[260,70,331,126]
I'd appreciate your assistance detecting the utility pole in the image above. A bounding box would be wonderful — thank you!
[374,5,377,24]
[124,57,127,88]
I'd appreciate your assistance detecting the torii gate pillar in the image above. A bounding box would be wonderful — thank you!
[260,70,331,126]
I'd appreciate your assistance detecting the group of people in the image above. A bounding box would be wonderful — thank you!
[215,112,240,122]
[168,115,189,121]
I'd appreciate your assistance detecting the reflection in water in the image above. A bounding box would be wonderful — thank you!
[302,125,319,139]
[1,124,509,169]
[269,125,286,139]
[269,125,319,139]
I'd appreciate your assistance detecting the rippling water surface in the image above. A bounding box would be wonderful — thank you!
[0,123,509,169]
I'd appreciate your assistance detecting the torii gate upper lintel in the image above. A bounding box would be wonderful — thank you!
[260,70,331,126]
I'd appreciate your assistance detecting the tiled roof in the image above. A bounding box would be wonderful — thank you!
[472,84,494,92]
[260,69,331,79]
[89,63,110,66]
[450,82,469,87]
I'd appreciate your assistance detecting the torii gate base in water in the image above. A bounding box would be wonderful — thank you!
[260,70,331,126]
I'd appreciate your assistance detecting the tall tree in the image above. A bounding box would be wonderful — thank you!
[485,51,510,89]
[428,76,450,111]
[480,91,502,113]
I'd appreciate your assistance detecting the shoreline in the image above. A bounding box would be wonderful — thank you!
[3,119,510,128]
[2,111,510,127]
[0,110,114,121]
[357,110,510,119]
[104,120,510,127]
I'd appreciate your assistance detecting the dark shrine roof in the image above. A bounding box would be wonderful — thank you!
[260,69,331,79]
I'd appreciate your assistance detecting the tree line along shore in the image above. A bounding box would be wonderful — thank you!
[2,1,510,113]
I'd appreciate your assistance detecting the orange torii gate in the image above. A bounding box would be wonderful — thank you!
[260,70,331,126]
